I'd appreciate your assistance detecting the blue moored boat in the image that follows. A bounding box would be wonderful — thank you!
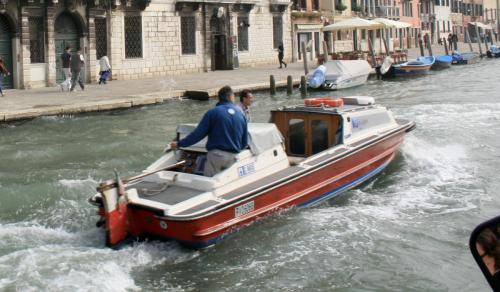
[487,45,500,58]
[452,52,480,65]
[391,56,435,76]
[432,55,452,69]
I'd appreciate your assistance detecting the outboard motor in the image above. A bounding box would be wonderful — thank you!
[376,57,394,79]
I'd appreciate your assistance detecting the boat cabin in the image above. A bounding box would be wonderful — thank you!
[271,106,343,158]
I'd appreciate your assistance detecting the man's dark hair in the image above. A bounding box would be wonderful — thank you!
[218,86,234,102]
[239,89,251,102]
[65,46,71,51]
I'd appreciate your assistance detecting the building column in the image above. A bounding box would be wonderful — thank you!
[88,12,97,83]
[19,11,31,89]
[46,7,57,86]
[109,10,123,79]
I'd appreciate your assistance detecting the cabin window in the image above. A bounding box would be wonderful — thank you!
[289,119,306,156]
[311,120,329,154]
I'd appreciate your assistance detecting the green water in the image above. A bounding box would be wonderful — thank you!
[1,60,500,291]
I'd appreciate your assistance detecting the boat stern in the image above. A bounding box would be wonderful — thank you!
[95,180,130,247]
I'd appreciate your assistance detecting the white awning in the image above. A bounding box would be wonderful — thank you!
[296,24,325,31]
[373,18,412,29]
[323,18,384,31]
[470,22,493,30]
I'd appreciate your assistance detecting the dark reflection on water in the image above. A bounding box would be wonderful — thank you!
[1,59,500,291]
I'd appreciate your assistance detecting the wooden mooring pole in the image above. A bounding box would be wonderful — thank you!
[287,75,293,95]
[270,75,276,95]
[444,39,449,55]
[322,41,329,63]
[301,41,309,75]
[474,24,484,56]
[465,29,474,52]
[418,37,425,56]
[300,76,307,97]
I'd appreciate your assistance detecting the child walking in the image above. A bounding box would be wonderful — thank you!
[98,55,111,85]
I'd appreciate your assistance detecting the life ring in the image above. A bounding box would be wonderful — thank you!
[304,98,344,107]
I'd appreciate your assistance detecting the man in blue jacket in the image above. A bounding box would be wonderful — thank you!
[170,86,248,176]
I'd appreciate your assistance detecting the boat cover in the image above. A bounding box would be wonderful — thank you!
[435,55,453,63]
[322,60,372,81]
[176,123,284,155]
[308,65,326,88]
[490,45,500,54]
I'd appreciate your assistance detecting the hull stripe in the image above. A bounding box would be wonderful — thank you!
[186,156,393,248]
[298,156,392,208]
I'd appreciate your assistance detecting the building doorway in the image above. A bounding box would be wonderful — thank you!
[55,13,80,83]
[297,32,311,60]
[0,14,13,89]
[210,7,230,70]
[213,34,227,70]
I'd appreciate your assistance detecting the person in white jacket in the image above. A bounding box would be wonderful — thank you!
[98,56,111,85]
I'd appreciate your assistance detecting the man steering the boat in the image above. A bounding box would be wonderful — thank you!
[170,86,248,177]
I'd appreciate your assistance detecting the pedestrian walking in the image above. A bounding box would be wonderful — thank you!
[70,48,85,92]
[447,33,453,50]
[0,57,11,97]
[60,46,72,91]
[452,34,458,50]
[278,42,287,69]
[98,55,111,85]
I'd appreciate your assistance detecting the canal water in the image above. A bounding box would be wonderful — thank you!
[1,59,500,291]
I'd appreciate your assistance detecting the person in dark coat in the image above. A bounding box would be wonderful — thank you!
[70,48,85,92]
[447,33,453,49]
[278,42,287,69]
[170,86,248,177]
[60,46,72,91]
[452,34,458,50]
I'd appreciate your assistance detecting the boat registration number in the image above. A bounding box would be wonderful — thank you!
[237,162,256,177]
[235,201,254,218]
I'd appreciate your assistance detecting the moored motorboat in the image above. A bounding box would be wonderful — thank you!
[307,60,372,90]
[486,45,500,58]
[392,56,435,76]
[452,51,480,64]
[377,56,434,78]
[432,55,453,69]
[89,97,415,248]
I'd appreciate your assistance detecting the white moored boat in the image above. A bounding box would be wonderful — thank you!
[307,60,372,91]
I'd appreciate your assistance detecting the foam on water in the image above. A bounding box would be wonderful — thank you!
[0,220,199,291]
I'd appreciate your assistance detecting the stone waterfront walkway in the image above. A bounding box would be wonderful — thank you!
[0,41,495,122]
[0,62,312,122]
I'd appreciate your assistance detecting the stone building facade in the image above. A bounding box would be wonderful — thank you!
[0,0,292,89]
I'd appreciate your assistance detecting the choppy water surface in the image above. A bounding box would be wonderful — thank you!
[1,60,500,291]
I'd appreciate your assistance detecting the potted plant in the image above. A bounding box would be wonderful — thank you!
[335,2,347,12]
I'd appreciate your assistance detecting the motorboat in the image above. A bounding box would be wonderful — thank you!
[89,96,415,248]
[451,51,480,64]
[307,60,372,90]
[486,45,500,58]
[432,55,453,69]
[393,56,435,76]
[377,56,434,78]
